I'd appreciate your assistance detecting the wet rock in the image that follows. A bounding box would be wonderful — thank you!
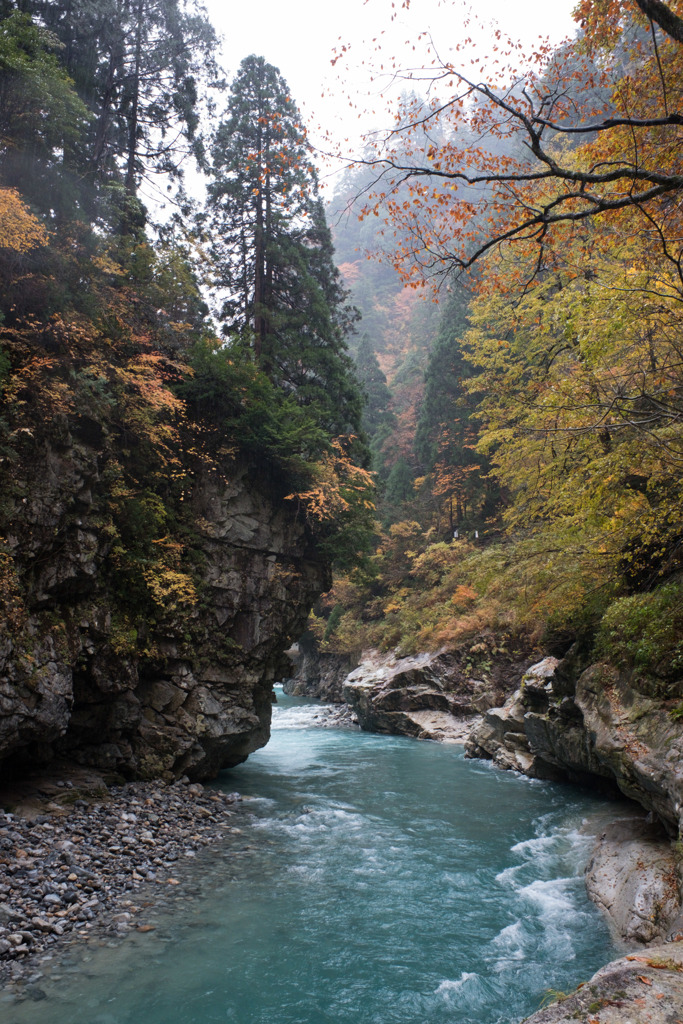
[340,642,535,743]
[465,688,537,773]
[521,941,683,1024]
[585,817,683,945]
[25,984,47,1001]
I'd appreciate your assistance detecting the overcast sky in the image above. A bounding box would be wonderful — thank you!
[201,0,579,162]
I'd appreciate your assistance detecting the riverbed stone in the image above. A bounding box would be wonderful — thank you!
[0,774,245,985]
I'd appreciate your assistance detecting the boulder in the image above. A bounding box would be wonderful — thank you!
[521,941,683,1024]
[585,817,683,945]
[342,650,477,741]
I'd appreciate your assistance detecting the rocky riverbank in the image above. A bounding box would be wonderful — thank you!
[521,940,683,1024]
[584,817,683,946]
[290,646,683,956]
[0,770,244,998]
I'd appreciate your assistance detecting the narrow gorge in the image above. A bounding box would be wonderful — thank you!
[1,0,683,1020]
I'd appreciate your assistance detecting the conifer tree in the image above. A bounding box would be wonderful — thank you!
[11,0,218,227]
[354,333,395,467]
[414,283,495,533]
[206,55,364,440]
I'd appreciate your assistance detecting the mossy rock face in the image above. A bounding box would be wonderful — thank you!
[0,434,328,782]
[522,942,683,1024]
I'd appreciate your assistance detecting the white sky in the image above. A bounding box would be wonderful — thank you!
[202,0,579,171]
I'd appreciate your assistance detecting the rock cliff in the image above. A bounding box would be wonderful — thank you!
[584,818,683,945]
[0,424,327,781]
[282,646,355,702]
[465,653,683,836]
[465,652,683,949]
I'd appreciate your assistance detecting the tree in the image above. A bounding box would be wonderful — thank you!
[0,11,90,217]
[354,333,395,462]
[206,55,365,440]
[0,188,48,250]
[464,221,683,592]
[354,1,683,285]
[414,283,496,537]
[15,0,218,226]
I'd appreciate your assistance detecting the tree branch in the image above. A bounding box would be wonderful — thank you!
[633,0,683,44]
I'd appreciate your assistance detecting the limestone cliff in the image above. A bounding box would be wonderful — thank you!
[0,421,327,781]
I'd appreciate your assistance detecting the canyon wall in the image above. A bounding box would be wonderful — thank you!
[0,421,327,781]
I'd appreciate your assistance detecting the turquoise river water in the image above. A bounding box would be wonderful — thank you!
[4,690,623,1024]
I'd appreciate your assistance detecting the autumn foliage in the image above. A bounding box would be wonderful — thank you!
[310,0,683,683]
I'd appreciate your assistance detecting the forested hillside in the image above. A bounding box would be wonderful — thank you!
[313,0,683,707]
[0,2,372,778]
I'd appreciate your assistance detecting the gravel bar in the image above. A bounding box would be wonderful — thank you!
[0,774,243,994]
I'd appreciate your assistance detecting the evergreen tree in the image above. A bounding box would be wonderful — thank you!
[354,333,395,466]
[383,457,415,518]
[414,284,471,469]
[12,0,218,227]
[414,282,496,533]
[206,55,364,440]
[0,12,90,217]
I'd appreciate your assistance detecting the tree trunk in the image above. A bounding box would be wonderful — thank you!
[125,0,144,196]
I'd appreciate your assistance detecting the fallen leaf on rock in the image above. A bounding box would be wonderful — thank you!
[637,976,652,986]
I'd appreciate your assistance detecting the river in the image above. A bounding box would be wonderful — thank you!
[4,690,622,1023]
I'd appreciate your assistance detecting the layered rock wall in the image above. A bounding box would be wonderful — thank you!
[282,647,356,702]
[340,642,534,742]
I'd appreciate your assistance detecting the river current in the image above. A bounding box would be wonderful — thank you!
[5,690,622,1024]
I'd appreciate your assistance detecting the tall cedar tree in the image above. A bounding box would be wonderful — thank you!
[354,333,395,459]
[206,55,364,441]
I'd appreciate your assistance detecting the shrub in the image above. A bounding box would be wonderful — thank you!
[595,580,683,687]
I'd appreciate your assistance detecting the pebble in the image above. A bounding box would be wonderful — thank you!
[0,779,243,987]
